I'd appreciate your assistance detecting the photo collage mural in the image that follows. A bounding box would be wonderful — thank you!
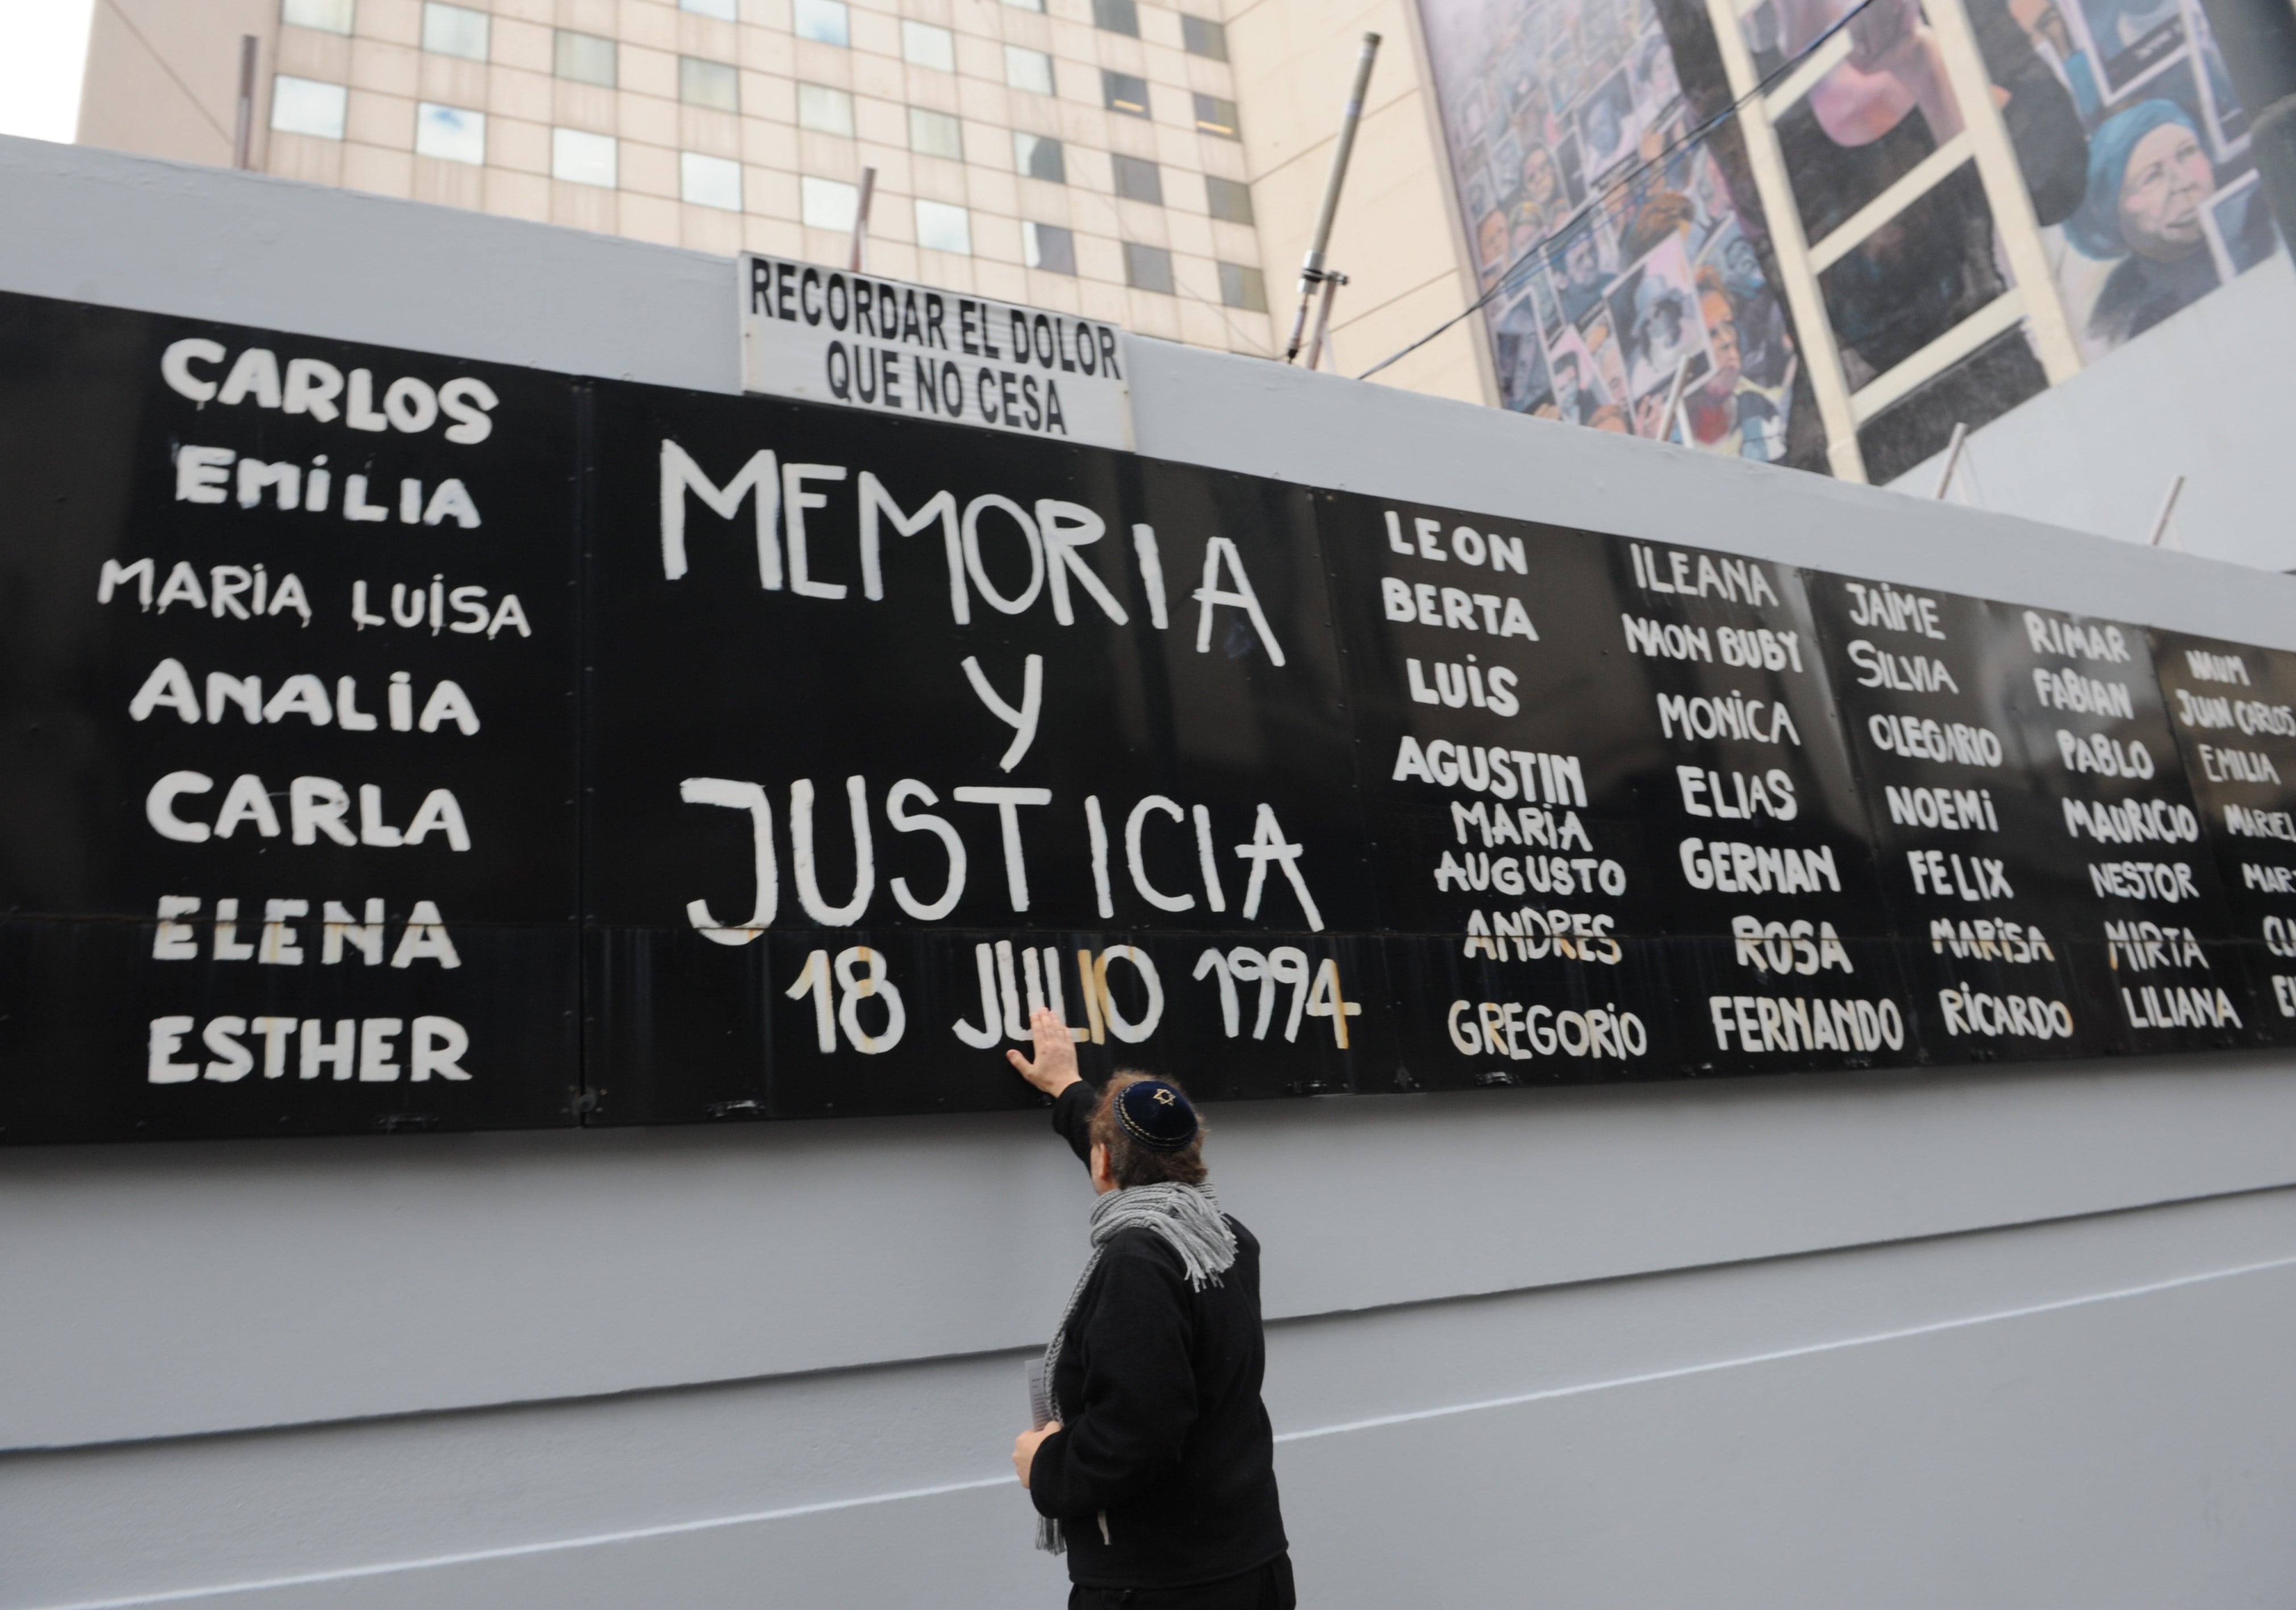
[1418,0,1829,474]
[1418,0,2280,480]
[1994,0,2276,355]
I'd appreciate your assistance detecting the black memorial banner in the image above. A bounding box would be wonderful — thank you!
[1988,606,2253,1052]
[1609,540,1917,1074]
[1,287,2290,1143]
[582,381,1385,1123]
[2150,631,2296,1043]
[0,294,582,1141]
[1808,577,2113,1061]
[1316,492,1680,1090]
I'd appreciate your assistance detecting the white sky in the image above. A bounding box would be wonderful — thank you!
[0,0,98,143]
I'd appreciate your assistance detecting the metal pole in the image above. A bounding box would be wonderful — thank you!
[1933,421,1969,499]
[2149,474,2187,547]
[1285,32,1381,364]
[848,167,878,272]
[1303,271,1348,371]
[1657,353,1693,443]
[232,35,259,170]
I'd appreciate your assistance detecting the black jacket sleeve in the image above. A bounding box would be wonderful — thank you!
[1028,1236,1199,1518]
[1050,1078,1097,1167]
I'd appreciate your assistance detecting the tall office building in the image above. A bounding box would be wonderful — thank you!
[79,0,1278,356]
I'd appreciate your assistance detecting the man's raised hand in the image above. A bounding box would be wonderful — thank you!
[1007,1007,1081,1097]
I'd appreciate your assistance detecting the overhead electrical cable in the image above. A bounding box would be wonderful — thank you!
[1356,0,1884,383]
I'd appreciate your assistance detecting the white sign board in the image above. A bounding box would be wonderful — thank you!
[738,254,1133,450]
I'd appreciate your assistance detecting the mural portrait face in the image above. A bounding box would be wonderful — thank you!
[2009,0,2076,60]
[2118,119,2213,259]
[1523,145,1561,210]
[1479,208,1512,268]
[1496,296,1552,410]
[1585,314,1631,400]
[1554,352,1583,413]
[1564,233,1602,288]
[1631,31,1680,105]
[1512,203,1548,257]
[1647,297,1686,350]
[1707,316,1743,388]
[1690,153,1733,223]
[1585,94,1624,161]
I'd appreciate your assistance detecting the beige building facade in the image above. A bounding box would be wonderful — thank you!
[1227,0,1493,405]
[78,0,1469,379]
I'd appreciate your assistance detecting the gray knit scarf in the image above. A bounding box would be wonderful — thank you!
[1033,1181,1240,1554]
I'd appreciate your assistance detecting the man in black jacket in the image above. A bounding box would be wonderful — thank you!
[1007,1009,1295,1609]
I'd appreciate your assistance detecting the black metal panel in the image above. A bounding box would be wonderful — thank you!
[1313,490,1685,1084]
[2150,630,2296,1042]
[1606,541,1918,1073]
[1807,575,2114,1062]
[0,294,581,1140]
[1988,604,2254,1052]
[5,285,2294,1144]
[579,384,1384,1122]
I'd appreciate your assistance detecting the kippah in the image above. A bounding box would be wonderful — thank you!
[1114,1080,1198,1152]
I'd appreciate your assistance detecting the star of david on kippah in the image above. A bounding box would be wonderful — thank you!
[1115,1078,1198,1151]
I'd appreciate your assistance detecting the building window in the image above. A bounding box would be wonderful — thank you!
[1014,131,1065,182]
[909,107,963,160]
[1218,262,1267,312]
[552,127,618,188]
[1112,153,1162,205]
[1025,221,1076,273]
[1181,16,1228,61]
[916,199,973,254]
[1093,0,1140,36]
[682,152,744,211]
[554,30,617,88]
[902,21,956,72]
[1205,175,1253,225]
[793,0,848,46]
[680,56,739,112]
[1193,94,1238,139]
[414,102,485,164]
[680,0,737,18]
[1001,0,1045,10]
[1004,45,1054,94]
[1103,71,1149,118]
[269,75,346,139]
[797,83,854,136]
[421,2,488,60]
[1124,241,1174,293]
[280,0,353,34]
[802,175,859,230]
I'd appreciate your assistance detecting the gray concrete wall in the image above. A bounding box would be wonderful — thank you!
[3,136,2293,1609]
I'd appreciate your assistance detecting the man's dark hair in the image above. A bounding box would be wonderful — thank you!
[1089,1071,1209,1188]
